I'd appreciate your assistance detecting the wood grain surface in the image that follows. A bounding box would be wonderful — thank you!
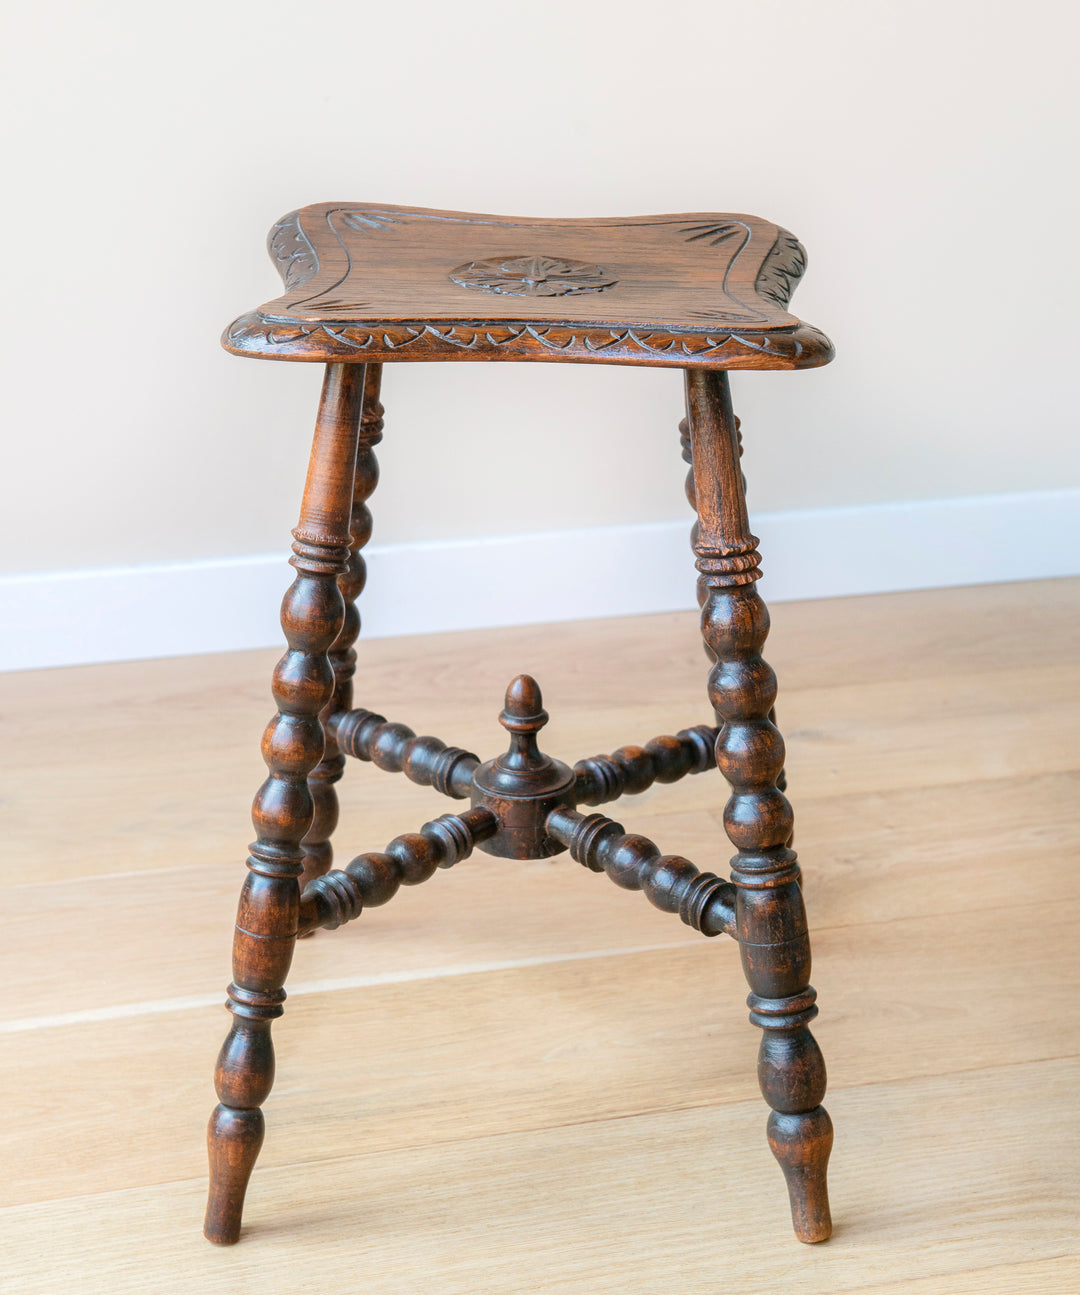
[3,578,1079,1290]
[222,204,833,369]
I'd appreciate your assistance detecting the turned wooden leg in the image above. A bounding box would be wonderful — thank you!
[681,410,788,797]
[686,368,832,1243]
[300,363,384,897]
[204,363,365,1244]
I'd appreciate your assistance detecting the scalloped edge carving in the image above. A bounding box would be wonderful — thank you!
[223,312,834,371]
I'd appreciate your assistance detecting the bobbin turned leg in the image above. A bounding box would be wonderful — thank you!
[681,411,788,797]
[204,363,365,1245]
[685,368,832,1243]
[300,364,384,897]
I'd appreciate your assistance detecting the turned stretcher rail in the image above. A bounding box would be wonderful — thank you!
[298,806,498,934]
[573,724,717,804]
[330,703,719,809]
[328,708,479,798]
[545,805,737,937]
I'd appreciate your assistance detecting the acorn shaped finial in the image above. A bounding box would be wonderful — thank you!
[498,674,549,770]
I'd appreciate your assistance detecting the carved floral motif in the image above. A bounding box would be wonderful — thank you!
[449,254,617,298]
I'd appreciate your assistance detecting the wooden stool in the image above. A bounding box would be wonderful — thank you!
[204,204,836,1247]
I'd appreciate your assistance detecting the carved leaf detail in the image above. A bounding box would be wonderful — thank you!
[687,309,765,323]
[312,299,373,312]
[340,212,400,232]
[755,229,807,307]
[680,222,744,247]
[267,212,319,289]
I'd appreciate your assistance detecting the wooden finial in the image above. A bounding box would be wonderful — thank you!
[498,675,549,771]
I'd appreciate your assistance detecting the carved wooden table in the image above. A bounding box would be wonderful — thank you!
[204,204,836,1247]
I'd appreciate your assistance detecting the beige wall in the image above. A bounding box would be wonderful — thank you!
[3,1,1077,575]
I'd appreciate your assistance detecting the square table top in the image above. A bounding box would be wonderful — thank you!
[223,203,832,371]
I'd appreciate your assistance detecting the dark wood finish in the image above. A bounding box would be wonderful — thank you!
[680,412,787,794]
[298,806,498,933]
[305,678,741,941]
[205,203,834,1249]
[686,367,832,1243]
[573,724,717,805]
[470,675,577,859]
[299,363,384,896]
[330,707,478,798]
[223,204,832,370]
[204,363,364,1245]
[546,806,736,936]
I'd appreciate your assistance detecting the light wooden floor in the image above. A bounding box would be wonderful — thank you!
[3,578,1078,1293]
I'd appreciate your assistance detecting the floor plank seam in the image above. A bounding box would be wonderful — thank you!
[848,1251,1080,1295]
[12,765,1077,893]
[2,1091,782,1213]
[0,939,705,1034]
[7,583,1080,1285]
[9,885,1080,1031]
[819,1051,1080,1095]
[11,1055,1077,1216]
[807,893,1080,937]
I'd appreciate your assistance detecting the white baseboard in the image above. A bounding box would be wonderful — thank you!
[3,488,1078,672]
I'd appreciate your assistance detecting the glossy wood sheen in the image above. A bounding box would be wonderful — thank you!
[223,204,833,369]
